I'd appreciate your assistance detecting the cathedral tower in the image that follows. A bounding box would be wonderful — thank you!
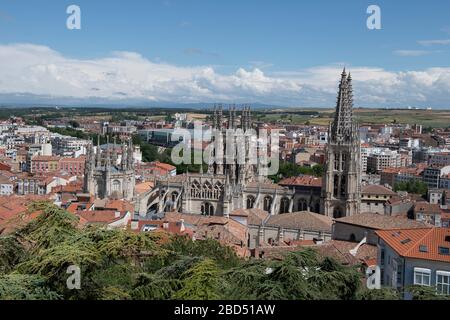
[321,69,361,218]
[84,137,136,201]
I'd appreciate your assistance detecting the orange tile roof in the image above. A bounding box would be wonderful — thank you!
[135,181,155,194]
[362,184,397,196]
[104,199,134,212]
[77,210,127,224]
[279,175,322,187]
[32,155,61,162]
[59,156,86,163]
[376,228,450,263]
[152,161,176,171]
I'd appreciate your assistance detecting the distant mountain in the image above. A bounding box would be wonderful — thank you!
[0,93,282,110]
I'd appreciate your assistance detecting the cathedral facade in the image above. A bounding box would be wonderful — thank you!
[151,106,294,217]
[321,70,361,218]
[84,138,136,201]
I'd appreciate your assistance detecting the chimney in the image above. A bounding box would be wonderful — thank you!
[130,220,139,230]
[180,219,185,232]
[313,237,324,245]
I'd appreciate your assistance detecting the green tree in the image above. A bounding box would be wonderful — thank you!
[394,180,428,196]
[173,258,223,300]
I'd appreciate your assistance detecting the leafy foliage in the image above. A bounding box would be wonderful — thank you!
[270,162,324,182]
[394,180,428,196]
[173,259,223,300]
[0,236,27,273]
[357,287,400,300]
[407,285,450,300]
[0,274,60,300]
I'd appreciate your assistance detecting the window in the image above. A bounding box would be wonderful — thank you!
[439,247,450,255]
[436,271,450,295]
[263,196,273,212]
[279,197,290,214]
[112,180,121,192]
[414,268,431,286]
[246,196,256,209]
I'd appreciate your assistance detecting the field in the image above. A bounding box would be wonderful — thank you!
[256,108,450,128]
[1,106,449,129]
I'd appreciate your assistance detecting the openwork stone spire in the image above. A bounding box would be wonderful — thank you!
[331,68,355,143]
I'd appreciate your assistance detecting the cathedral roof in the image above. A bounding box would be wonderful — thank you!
[264,211,333,232]
[245,181,287,191]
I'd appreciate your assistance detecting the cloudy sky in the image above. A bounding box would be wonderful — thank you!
[1,0,450,108]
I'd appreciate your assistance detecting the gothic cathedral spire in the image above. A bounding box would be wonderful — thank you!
[321,70,361,218]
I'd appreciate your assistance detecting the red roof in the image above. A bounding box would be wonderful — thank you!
[77,210,127,224]
[279,175,322,187]
[376,228,450,263]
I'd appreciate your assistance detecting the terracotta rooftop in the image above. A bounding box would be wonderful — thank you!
[135,181,155,194]
[151,161,176,171]
[265,211,333,232]
[231,208,269,225]
[31,155,61,161]
[77,210,128,225]
[59,156,86,163]
[335,213,431,230]
[376,228,450,263]
[279,175,322,187]
[414,202,441,214]
[362,184,397,196]
[315,240,378,267]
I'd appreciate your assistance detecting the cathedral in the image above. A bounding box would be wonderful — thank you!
[84,138,136,201]
[151,106,294,217]
[321,69,361,218]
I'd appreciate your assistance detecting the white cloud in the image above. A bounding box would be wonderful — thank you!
[0,43,450,108]
[393,50,432,57]
[418,39,450,46]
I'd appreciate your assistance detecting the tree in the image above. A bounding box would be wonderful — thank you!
[357,287,400,300]
[0,236,27,273]
[173,258,223,300]
[0,274,60,300]
[394,180,428,196]
[407,285,450,300]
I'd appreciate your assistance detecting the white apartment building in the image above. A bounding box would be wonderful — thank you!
[366,148,401,173]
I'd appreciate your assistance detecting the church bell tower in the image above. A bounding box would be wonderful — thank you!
[321,69,361,218]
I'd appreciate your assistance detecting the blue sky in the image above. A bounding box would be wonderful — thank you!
[1,0,450,107]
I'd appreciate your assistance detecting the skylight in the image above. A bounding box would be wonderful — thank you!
[419,245,428,253]
[438,247,450,255]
